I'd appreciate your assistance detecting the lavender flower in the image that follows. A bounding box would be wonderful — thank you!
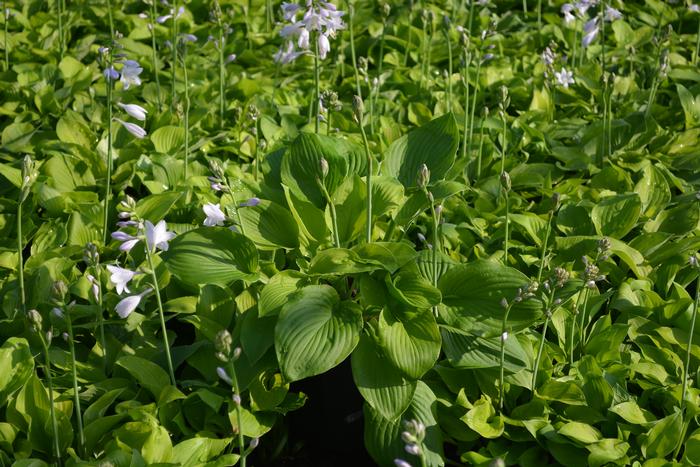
[203,203,226,227]
[115,119,147,139]
[117,102,148,121]
[277,1,345,61]
[119,60,143,89]
[554,68,575,88]
[582,17,599,48]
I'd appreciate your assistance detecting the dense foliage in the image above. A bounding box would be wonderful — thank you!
[2,0,700,466]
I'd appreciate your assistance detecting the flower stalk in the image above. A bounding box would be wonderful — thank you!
[145,247,176,386]
[148,0,162,111]
[102,47,114,246]
[354,95,373,244]
[64,305,85,456]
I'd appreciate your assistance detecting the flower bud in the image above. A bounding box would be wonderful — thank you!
[215,329,233,356]
[352,95,364,124]
[551,192,561,212]
[51,307,65,320]
[501,331,508,342]
[401,431,415,444]
[404,443,421,456]
[500,297,508,308]
[51,280,68,305]
[27,309,43,331]
[500,172,511,192]
[232,347,242,361]
[319,157,329,179]
[417,164,430,189]
[249,438,259,449]
[394,460,412,467]
[232,393,242,406]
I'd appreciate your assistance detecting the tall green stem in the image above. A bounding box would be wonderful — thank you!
[461,49,470,162]
[56,0,64,61]
[475,107,487,182]
[532,316,550,393]
[3,4,9,71]
[102,50,114,246]
[170,0,178,108]
[348,5,362,98]
[537,211,554,283]
[228,361,247,467]
[499,302,515,412]
[314,36,320,133]
[445,29,453,113]
[40,337,62,466]
[569,288,587,366]
[217,14,225,129]
[319,179,341,248]
[182,45,190,182]
[146,249,176,386]
[694,18,700,65]
[358,115,373,244]
[503,190,510,265]
[466,56,482,163]
[16,198,25,314]
[65,309,85,456]
[677,272,700,459]
[149,0,162,111]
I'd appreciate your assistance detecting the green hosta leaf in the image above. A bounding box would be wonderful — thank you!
[0,337,33,408]
[558,422,603,445]
[677,84,700,129]
[683,427,700,465]
[151,125,185,154]
[386,270,442,309]
[249,372,289,411]
[275,285,362,382]
[333,174,367,244]
[372,176,404,218]
[634,165,670,218]
[259,271,309,318]
[587,439,630,467]
[163,227,259,286]
[352,331,417,421]
[116,356,170,400]
[440,326,528,373]
[56,110,94,147]
[378,307,441,379]
[171,436,232,465]
[384,113,459,189]
[364,381,444,467]
[83,388,125,426]
[239,199,300,249]
[282,184,329,247]
[228,405,276,438]
[353,242,418,273]
[609,401,656,425]
[438,260,542,336]
[114,419,173,463]
[591,193,641,239]
[1,122,35,153]
[641,410,682,459]
[464,395,504,439]
[281,132,349,209]
[135,192,182,223]
[308,248,380,275]
[536,379,587,405]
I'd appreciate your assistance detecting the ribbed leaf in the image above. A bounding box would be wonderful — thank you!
[384,113,459,189]
[352,331,416,421]
[151,125,185,154]
[591,193,641,239]
[258,270,309,317]
[239,199,300,249]
[378,308,441,379]
[438,260,542,337]
[364,381,444,467]
[440,326,528,373]
[163,227,258,286]
[275,285,362,382]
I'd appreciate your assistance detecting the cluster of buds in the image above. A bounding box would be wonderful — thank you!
[83,242,100,267]
[319,90,341,118]
[20,155,38,203]
[352,95,364,125]
[208,159,229,192]
[500,171,511,193]
[357,56,368,82]
[498,85,510,120]
[117,195,138,227]
[582,256,606,289]
[417,164,430,189]
[690,253,700,269]
[214,329,238,362]
[396,418,426,464]
[542,267,570,317]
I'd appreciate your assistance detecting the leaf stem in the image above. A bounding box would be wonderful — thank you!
[537,210,554,283]
[445,28,453,113]
[318,178,341,248]
[4,4,9,72]
[102,48,114,247]
[16,196,25,315]
[170,0,178,109]
[56,0,64,62]
[314,35,320,134]
[181,43,190,182]
[348,5,362,98]
[146,249,176,386]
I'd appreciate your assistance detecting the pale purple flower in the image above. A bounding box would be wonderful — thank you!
[226,53,237,63]
[582,18,599,48]
[145,220,175,252]
[203,203,226,227]
[394,460,412,467]
[181,33,197,43]
[604,6,622,21]
[104,66,119,81]
[115,119,147,139]
[115,289,151,318]
[111,230,140,252]
[106,265,137,295]
[86,274,100,301]
[157,5,184,23]
[273,41,304,64]
[541,47,555,66]
[691,5,700,13]
[51,307,64,319]
[117,102,148,121]
[217,366,233,385]
[281,2,301,21]
[298,28,310,49]
[318,33,331,59]
[119,60,143,89]
[240,197,261,207]
[554,67,575,88]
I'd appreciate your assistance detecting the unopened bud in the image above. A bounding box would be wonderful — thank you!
[319,157,329,179]
[500,172,511,192]
[216,367,233,385]
[405,443,421,456]
[551,192,561,211]
[27,309,43,331]
[352,95,364,124]
[394,460,412,467]
[249,438,259,449]
[501,331,508,342]
[232,393,242,406]
[232,347,242,361]
[417,164,430,188]
[215,329,233,356]
[500,297,508,308]
[51,280,68,304]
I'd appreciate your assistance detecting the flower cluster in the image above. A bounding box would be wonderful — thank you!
[276,1,345,63]
[394,419,426,467]
[100,45,149,139]
[560,1,622,47]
